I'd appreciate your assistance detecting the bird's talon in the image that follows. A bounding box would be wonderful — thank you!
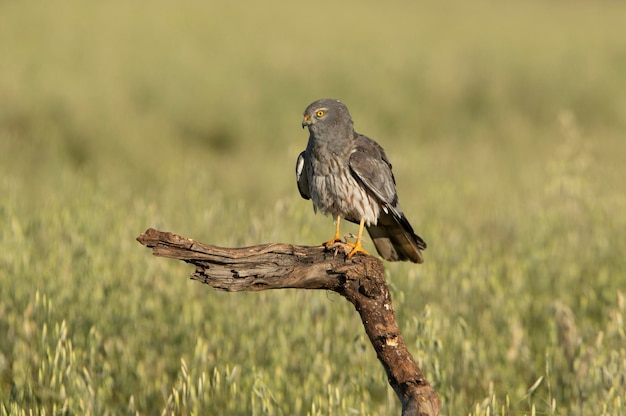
[347,242,370,258]
[323,238,342,248]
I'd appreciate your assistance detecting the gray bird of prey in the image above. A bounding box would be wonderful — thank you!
[296,98,427,263]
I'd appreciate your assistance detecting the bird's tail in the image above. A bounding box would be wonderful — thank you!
[366,211,426,263]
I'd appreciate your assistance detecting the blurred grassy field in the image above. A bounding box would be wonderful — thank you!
[1,0,626,414]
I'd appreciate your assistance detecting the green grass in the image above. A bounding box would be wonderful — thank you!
[1,0,626,414]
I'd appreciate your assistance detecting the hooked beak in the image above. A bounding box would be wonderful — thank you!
[302,114,311,129]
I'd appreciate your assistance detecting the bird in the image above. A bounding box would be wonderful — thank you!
[296,98,427,263]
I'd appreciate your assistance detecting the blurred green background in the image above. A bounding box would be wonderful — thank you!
[1,0,625,415]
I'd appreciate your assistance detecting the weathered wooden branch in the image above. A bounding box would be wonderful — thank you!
[137,228,441,416]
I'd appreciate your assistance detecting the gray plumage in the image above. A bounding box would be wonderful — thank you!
[296,98,426,263]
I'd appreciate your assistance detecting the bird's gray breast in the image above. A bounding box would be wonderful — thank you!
[306,145,380,225]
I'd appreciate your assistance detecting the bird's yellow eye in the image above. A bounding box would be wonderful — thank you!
[316,110,325,118]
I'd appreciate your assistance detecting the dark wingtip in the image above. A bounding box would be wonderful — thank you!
[415,234,427,251]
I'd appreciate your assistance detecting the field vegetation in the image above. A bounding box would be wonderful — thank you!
[1,0,625,414]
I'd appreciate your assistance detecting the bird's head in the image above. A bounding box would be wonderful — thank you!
[302,98,354,137]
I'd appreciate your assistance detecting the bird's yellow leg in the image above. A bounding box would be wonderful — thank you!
[323,215,342,247]
[347,218,370,258]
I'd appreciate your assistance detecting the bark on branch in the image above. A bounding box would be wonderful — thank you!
[137,228,441,416]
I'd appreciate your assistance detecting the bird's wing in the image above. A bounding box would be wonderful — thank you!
[349,137,415,234]
[296,151,310,200]
[348,135,398,209]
